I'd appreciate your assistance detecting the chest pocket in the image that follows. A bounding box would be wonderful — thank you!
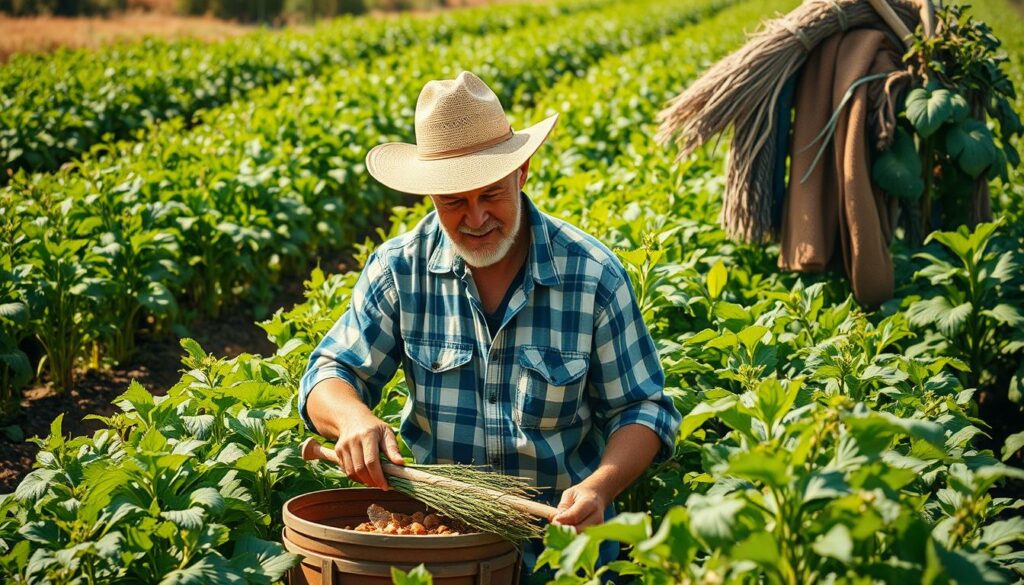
[403,338,474,419]
[516,345,589,430]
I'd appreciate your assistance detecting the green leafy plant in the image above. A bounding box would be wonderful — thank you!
[0,257,31,420]
[0,338,333,583]
[537,363,1022,583]
[879,3,1024,244]
[22,234,107,393]
[906,220,1024,395]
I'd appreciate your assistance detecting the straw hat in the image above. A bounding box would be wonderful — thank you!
[366,71,558,195]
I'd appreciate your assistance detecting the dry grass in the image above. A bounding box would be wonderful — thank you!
[0,12,251,62]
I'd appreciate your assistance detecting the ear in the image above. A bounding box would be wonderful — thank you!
[517,158,531,190]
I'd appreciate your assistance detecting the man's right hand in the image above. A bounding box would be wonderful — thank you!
[306,378,406,491]
[333,411,405,491]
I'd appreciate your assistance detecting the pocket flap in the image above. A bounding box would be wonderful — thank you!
[405,338,473,373]
[518,346,589,385]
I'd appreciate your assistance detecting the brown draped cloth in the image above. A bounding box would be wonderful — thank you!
[778,29,903,307]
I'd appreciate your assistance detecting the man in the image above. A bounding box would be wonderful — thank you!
[299,71,681,581]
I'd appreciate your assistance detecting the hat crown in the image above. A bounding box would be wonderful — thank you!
[415,71,512,160]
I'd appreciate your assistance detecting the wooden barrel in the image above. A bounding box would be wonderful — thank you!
[283,488,522,585]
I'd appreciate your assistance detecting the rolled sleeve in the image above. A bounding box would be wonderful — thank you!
[298,252,401,434]
[587,270,681,464]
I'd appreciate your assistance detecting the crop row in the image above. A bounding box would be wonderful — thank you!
[0,0,616,180]
[0,0,731,405]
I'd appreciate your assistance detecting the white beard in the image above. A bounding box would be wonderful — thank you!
[447,194,523,268]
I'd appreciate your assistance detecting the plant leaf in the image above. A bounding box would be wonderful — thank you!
[159,553,246,585]
[229,535,302,584]
[1002,431,1024,462]
[908,296,972,337]
[687,493,747,548]
[728,450,791,489]
[391,564,433,585]
[731,531,780,565]
[812,524,853,564]
[583,512,650,545]
[906,85,954,138]
[946,119,998,178]
[981,304,1024,327]
[707,260,727,300]
[872,128,924,199]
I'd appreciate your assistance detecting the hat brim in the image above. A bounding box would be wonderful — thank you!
[365,114,558,196]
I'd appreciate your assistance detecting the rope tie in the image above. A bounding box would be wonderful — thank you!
[828,0,849,31]
[780,19,813,52]
[878,69,912,149]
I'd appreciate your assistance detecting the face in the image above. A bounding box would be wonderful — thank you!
[430,161,529,268]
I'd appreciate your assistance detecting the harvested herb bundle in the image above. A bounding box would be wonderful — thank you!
[300,438,556,543]
[383,463,543,542]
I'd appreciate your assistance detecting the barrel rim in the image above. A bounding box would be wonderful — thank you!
[282,527,521,577]
[283,487,515,548]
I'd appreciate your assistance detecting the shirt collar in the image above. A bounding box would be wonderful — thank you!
[428,192,561,287]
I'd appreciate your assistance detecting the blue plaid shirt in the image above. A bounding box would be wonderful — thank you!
[299,193,681,574]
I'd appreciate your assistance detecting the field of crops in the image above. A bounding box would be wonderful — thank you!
[1,0,1023,583]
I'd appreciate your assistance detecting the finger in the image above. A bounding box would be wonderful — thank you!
[338,445,354,481]
[576,508,605,530]
[332,442,346,468]
[552,507,577,526]
[362,434,387,491]
[348,440,370,487]
[553,496,594,526]
[381,429,404,465]
[556,490,575,513]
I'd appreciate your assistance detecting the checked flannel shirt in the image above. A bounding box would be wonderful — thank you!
[298,192,681,574]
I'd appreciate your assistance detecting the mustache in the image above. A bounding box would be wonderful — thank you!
[458,219,502,236]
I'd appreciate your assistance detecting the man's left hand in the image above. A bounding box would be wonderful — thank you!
[550,483,607,531]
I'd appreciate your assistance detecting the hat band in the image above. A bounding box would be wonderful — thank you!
[417,127,514,161]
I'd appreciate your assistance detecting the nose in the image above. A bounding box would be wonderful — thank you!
[464,200,489,230]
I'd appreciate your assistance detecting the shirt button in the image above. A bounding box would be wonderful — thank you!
[431,362,440,370]
[490,456,500,467]
[488,392,497,404]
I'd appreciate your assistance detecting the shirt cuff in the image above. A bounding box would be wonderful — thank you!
[298,366,371,435]
[604,401,679,465]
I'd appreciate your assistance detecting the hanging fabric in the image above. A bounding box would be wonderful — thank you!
[778,29,904,305]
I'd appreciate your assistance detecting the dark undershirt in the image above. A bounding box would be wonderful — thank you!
[484,261,528,338]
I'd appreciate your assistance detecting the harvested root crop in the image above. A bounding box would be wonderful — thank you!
[344,504,472,535]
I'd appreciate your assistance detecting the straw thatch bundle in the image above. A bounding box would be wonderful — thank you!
[656,0,925,243]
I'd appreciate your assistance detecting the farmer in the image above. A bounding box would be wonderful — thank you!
[299,71,681,582]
